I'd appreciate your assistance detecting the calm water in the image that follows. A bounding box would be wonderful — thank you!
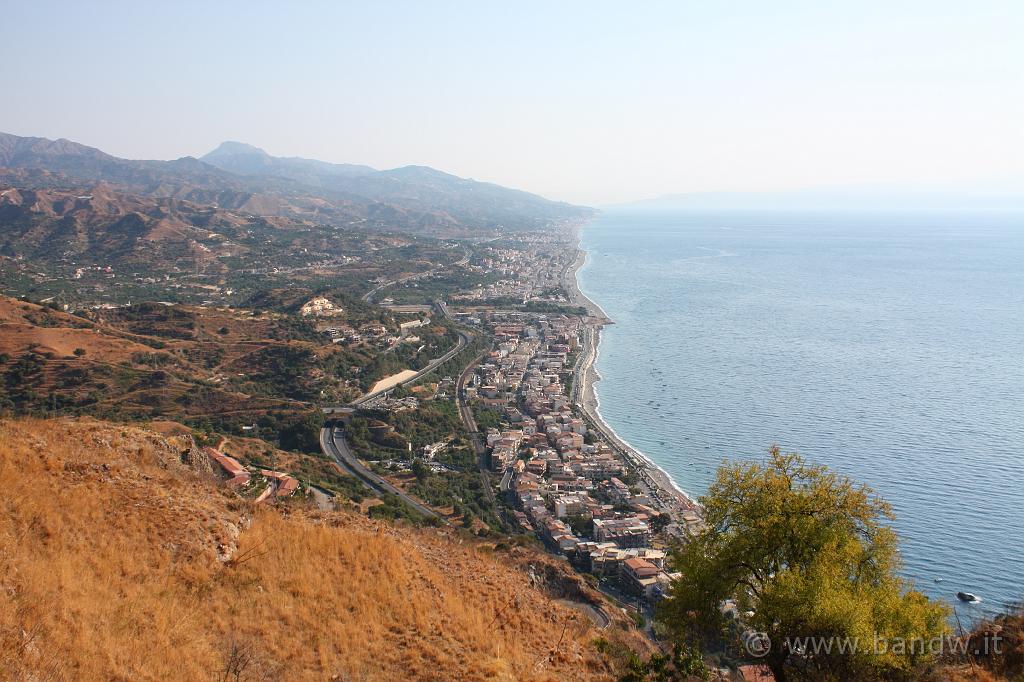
[578,209,1024,617]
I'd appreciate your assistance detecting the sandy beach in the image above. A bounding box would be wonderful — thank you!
[565,234,704,529]
[562,247,612,322]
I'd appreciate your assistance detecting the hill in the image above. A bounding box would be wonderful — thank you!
[0,294,472,506]
[0,417,647,680]
[0,295,359,413]
[0,180,464,308]
[0,183,259,267]
[0,293,457,417]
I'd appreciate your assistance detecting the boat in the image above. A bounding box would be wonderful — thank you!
[956,592,982,603]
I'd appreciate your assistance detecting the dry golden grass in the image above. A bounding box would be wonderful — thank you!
[0,297,159,362]
[0,418,632,681]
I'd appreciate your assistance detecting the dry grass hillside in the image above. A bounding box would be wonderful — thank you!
[0,417,646,681]
[0,295,455,419]
[0,297,313,416]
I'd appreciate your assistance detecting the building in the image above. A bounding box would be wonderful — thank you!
[593,517,652,548]
[300,296,343,317]
[204,447,250,487]
[553,492,591,518]
[622,557,660,598]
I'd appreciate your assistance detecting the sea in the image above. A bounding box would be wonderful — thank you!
[577,208,1024,618]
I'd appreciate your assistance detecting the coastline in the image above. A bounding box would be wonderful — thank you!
[565,232,704,530]
[562,246,611,321]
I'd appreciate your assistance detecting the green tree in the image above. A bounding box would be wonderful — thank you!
[659,447,948,682]
[278,410,324,453]
[411,457,430,483]
[620,643,710,682]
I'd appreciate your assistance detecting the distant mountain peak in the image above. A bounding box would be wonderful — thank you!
[382,165,457,180]
[203,141,271,159]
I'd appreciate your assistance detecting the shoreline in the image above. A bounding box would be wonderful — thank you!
[565,230,704,528]
[562,246,612,321]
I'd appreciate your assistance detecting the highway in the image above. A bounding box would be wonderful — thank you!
[319,426,446,523]
[317,299,477,521]
[334,299,471,410]
[346,326,470,408]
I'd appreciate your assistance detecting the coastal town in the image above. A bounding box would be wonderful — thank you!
[5,11,1018,678]
[14,210,709,612]
[317,229,708,609]
[459,303,704,604]
[118,222,711,610]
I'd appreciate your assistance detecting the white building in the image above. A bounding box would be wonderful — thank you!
[300,297,343,317]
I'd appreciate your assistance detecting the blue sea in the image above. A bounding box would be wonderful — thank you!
[578,209,1024,618]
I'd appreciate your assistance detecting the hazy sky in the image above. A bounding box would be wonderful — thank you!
[3,1,1022,205]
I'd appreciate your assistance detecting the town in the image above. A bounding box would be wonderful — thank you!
[460,305,703,607]
[320,232,708,612]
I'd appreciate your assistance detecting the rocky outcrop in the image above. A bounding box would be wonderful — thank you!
[175,433,215,477]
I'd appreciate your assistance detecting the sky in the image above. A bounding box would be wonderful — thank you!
[2,1,1022,206]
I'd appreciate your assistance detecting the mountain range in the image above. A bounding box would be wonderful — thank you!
[0,132,591,234]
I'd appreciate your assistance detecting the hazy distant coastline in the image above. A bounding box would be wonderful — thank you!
[610,186,1024,212]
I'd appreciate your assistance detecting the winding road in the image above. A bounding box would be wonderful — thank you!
[318,300,477,521]
[319,425,446,522]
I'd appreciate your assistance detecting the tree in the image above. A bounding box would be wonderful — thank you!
[73,348,86,357]
[564,514,592,537]
[659,447,948,682]
[620,643,710,682]
[650,512,671,534]
[278,410,324,453]
[411,457,430,483]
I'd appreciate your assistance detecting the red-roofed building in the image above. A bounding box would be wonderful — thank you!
[204,447,250,487]
[261,470,299,498]
[623,557,660,598]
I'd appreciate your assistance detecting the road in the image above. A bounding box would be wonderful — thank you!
[453,346,503,519]
[328,299,471,410]
[319,426,447,523]
[569,325,596,407]
[556,599,611,629]
[317,300,476,520]
[345,327,470,408]
[455,348,488,466]
[362,251,470,304]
